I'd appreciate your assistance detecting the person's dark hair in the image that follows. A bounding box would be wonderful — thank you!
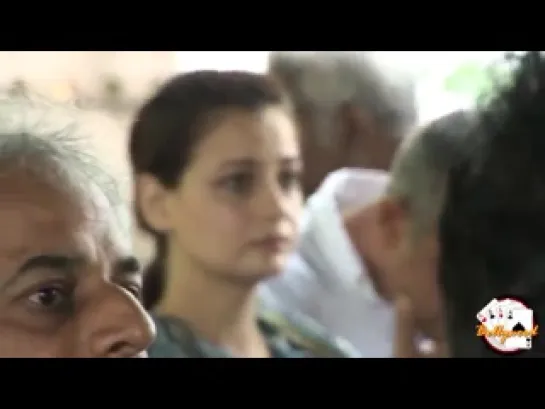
[129,70,289,309]
[440,52,545,357]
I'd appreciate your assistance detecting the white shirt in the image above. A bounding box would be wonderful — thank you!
[259,168,395,357]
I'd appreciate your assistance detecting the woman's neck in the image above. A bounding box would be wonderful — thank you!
[155,255,270,358]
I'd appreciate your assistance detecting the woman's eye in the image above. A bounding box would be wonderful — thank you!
[28,286,70,311]
[223,173,253,195]
[279,170,301,191]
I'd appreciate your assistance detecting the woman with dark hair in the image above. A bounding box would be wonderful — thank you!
[129,70,359,358]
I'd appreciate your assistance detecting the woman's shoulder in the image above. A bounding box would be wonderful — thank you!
[258,309,362,358]
[149,315,237,358]
[148,312,361,358]
[148,315,200,358]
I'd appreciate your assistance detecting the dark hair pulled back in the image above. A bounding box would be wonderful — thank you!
[129,70,286,309]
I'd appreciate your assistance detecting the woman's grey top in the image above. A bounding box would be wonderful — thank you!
[148,310,361,358]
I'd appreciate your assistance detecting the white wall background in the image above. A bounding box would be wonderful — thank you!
[175,52,270,73]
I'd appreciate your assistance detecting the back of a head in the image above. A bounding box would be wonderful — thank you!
[269,51,418,143]
[386,109,475,235]
[440,52,545,357]
[129,70,288,309]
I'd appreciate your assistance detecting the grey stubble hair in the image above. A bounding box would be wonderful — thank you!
[0,92,130,236]
[269,51,418,146]
[385,110,476,236]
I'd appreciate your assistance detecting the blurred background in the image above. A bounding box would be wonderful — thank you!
[0,51,507,262]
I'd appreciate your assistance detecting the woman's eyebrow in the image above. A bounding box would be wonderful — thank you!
[218,156,301,171]
[218,158,257,172]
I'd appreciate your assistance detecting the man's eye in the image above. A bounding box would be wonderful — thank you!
[122,283,143,300]
[27,286,70,311]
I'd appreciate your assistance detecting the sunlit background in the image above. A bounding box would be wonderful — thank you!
[174,51,508,123]
[0,51,508,121]
[0,51,509,261]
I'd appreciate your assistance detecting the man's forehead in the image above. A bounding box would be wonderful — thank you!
[0,169,131,258]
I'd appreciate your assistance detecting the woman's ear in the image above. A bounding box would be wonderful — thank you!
[134,174,172,233]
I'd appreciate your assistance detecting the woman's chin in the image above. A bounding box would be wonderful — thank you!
[238,254,290,282]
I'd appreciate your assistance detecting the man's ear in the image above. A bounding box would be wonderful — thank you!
[376,197,409,248]
[339,102,399,170]
[134,174,172,233]
[339,102,377,149]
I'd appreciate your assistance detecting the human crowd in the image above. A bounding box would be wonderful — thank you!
[0,51,542,358]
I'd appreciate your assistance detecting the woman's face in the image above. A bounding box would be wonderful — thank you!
[156,106,302,283]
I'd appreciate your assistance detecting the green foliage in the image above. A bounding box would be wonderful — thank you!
[443,61,513,100]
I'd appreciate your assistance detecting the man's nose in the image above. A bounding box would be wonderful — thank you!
[81,285,156,358]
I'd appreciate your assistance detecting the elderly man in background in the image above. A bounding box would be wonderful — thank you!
[260,110,472,357]
[268,51,418,197]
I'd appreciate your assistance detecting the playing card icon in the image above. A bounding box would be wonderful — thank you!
[476,297,536,354]
[476,299,499,324]
[512,322,525,331]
